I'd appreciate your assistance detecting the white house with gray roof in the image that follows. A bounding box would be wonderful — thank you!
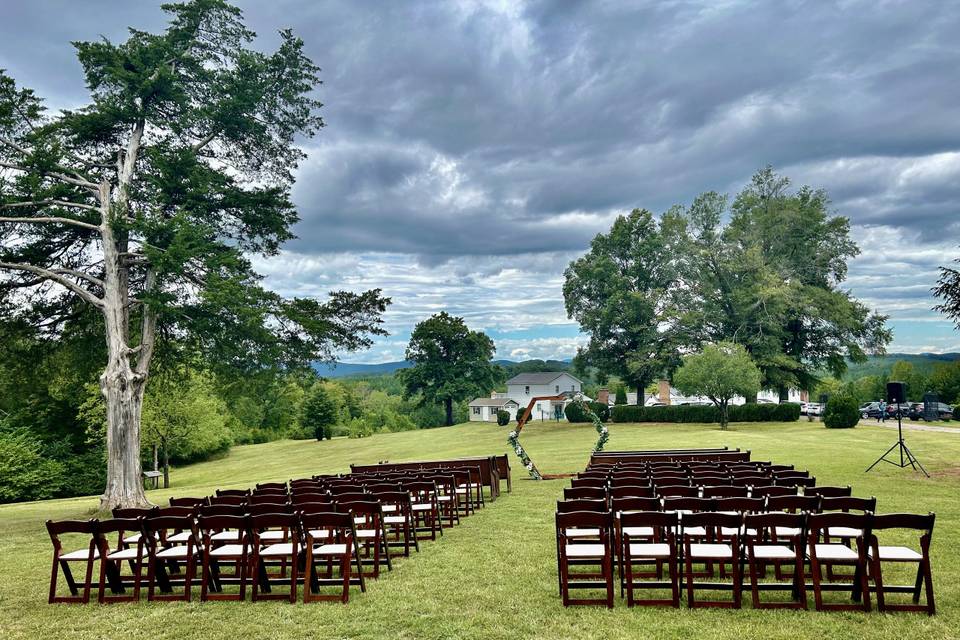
[469,371,585,422]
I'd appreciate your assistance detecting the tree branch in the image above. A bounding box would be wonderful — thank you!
[0,160,99,191]
[1,199,99,212]
[0,261,104,307]
[192,129,219,152]
[52,267,105,288]
[0,215,100,231]
[136,267,158,375]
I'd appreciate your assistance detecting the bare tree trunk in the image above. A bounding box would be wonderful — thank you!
[99,349,149,509]
[635,383,645,406]
[162,444,170,489]
[445,398,453,426]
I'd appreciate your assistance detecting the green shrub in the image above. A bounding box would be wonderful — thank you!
[0,430,64,503]
[564,402,588,423]
[496,410,510,426]
[588,401,611,423]
[823,394,859,429]
[614,385,628,405]
[611,402,801,424]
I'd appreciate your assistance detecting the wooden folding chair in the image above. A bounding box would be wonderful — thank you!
[168,496,207,507]
[563,486,607,501]
[143,514,200,601]
[248,493,290,506]
[681,512,742,609]
[806,512,871,612]
[743,512,808,609]
[556,511,614,608]
[46,519,100,604]
[207,495,247,506]
[338,500,392,578]
[609,484,655,500]
[216,489,251,498]
[198,514,251,601]
[806,485,852,498]
[249,512,300,603]
[291,491,331,505]
[96,517,147,603]
[571,477,607,489]
[621,511,680,607]
[302,511,366,603]
[867,512,935,615]
[375,490,420,556]
[405,480,443,540]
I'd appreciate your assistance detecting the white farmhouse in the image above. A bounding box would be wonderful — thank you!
[468,371,585,422]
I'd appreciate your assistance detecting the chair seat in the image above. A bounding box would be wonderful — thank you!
[775,526,802,537]
[384,515,410,525]
[156,545,198,559]
[313,543,348,556]
[565,527,601,538]
[827,526,862,539]
[382,504,397,512]
[437,495,453,502]
[411,503,434,511]
[107,546,148,561]
[868,545,922,561]
[166,531,193,543]
[721,526,757,536]
[688,543,733,559]
[356,528,378,539]
[621,526,654,538]
[626,543,671,558]
[210,544,250,557]
[811,543,859,561]
[307,529,332,539]
[123,532,143,544]
[682,526,707,537]
[564,544,607,558]
[259,530,286,542]
[259,543,295,557]
[60,548,98,561]
[210,530,241,542]
[750,545,797,560]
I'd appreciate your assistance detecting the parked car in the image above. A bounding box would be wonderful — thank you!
[859,402,882,419]
[907,402,954,421]
[799,402,809,415]
[806,403,823,417]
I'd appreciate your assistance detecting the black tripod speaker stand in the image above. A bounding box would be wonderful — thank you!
[865,400,929,477]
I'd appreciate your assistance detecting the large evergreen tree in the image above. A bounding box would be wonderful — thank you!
[400,312,502,426]
[0,0,388,508]
[934,251,960,329]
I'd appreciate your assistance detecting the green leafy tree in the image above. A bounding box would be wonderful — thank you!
[0,1,388,508]
[301,384,338,441]
[928,361,960,405]
[673,342,761,430]
[933,251,960,328]
[400,312,502,426]
[564,209,690,405]
[683,168,891,400]
[614,385,628,405]
[823,392,859,429]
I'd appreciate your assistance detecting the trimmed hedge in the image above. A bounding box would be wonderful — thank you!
[611,402,801,424]
[496,409,510,426]
[823,393,859,429]
[564,401,611,423]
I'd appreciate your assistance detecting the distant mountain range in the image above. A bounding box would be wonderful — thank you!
[315,352,960,380]
[314,358,574,378]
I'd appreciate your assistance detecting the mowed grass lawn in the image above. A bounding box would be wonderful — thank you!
[2,419,959,640]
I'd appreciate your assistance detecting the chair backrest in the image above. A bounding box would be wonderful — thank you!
[620,510,678,538]
[713,496,766,514]
[751,485,796,498]
[153,505,197,518]
[563,486,606,501]
[807,511,871,538]
[870,512,935,540]
[246,502,294,516]
[112,507,158,519]
[296,500,338,515]
[249,512,299,545]
[207,495,247,506]
[300,511,355,542]
[609,473,649,487]
[198,514,249,541]
[374,491,413,513]
[247,493,290,506]
[291,492,330,505]
[556,498,608,513]
[744,511,806,539]
[332,492,370,504]
[692,475,731,486]
[96,517,143,544]
[144,514,198,546]
[255,482,287,492]
[702,485,749,498]
[216,489,250,497]
[338,499,383,518]
[820,496,877,513]
[662,496,713,513]
[610,496,660,514]
[777,476,816,488]
[806,485,852,498]
[328,484,364,496]
[608,484,655,499]
[555,510,612,536]
[46,519,99,551]
[169,496,207,507]
[656,485,699,498]
[681,511,742,534]
[200,503,246,517]
[571,477,606,489]
[766,495,821,513]
[366,483,403,494]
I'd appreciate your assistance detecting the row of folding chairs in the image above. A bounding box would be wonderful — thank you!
[555,507,935,614]
[562,483,846,502]
[46,477,474,605]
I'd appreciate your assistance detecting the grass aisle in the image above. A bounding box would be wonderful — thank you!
[1,420,958,639]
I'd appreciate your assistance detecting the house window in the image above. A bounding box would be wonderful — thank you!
[555,385,559,393]
[571,385,575,392]
[472,407,481,415]
[525,385,530,394]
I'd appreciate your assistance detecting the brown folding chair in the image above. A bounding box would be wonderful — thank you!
[620,511,680,607]
[248,493,290,506]
[207,495,247,506]
[46,519,100,604]
[249,512,300,603]
[556,511,614,608]
[609,484,655,500]
[198,514,251,601]
[291,491,331,505]
[571,477,607,489]
[806,485,852,498]
[255,482,287,493]
[405,481,443,541]
[743,512,807,609]
[168,496,207,507]
[428,474,461,528]
[338,500,392,578]
[563,486,607,501]
[96,517,147,603]
[806,512,871,612]
[143,514,200,601]
[375,490,420,556]
[302,511,365,603]
[867,512,935,615]
[681,511,742,608]
[216,489,251,498]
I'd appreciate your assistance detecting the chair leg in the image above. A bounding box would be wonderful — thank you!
[872,555,885,612]
[923,558,935,615]
[48,555,59,604]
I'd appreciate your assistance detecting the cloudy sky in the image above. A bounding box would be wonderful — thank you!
[3,0,959,362]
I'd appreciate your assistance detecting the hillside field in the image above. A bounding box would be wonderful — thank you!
[1,419,959,640]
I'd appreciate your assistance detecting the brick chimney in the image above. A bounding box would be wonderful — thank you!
[597,388,609,405]
[658,379,671,405]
